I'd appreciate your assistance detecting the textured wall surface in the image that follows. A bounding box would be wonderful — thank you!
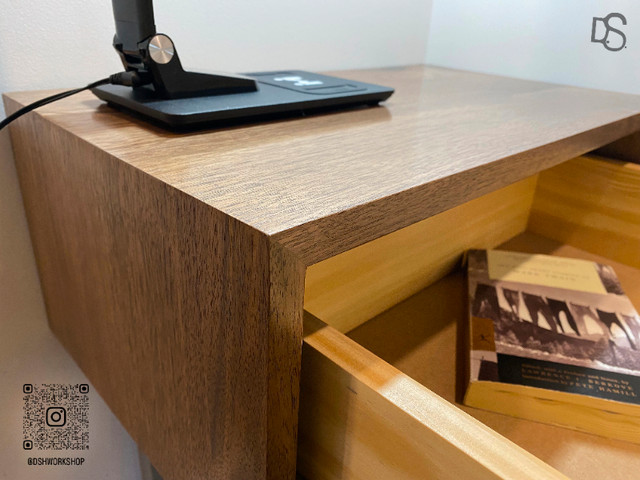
[0,1,432,478]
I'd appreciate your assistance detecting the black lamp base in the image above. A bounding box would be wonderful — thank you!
[92,70,393,129]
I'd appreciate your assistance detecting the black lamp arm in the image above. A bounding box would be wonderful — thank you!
[110,0,257,99]
[112,0,156,56]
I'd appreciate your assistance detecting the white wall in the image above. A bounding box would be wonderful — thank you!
[0,0,433,116]
[427,0,638,94]
[0,1,433,478]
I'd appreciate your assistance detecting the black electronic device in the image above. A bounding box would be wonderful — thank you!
[91,0,394,129]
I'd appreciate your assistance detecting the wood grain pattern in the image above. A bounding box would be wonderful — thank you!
[7,66,640,265]
[347,232,640,480]
[304,175,537,333]
[528,155,640,269]
[7,67,640,480]
[268,242,306,480]
[4,99,302,480]
[298,312,566,480]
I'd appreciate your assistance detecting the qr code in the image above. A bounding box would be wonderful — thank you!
[23,384,89,450]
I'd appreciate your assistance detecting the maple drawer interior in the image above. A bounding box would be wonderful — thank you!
[298,154,640,480]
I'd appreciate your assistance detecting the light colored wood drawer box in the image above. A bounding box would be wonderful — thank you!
[298,155,640,480]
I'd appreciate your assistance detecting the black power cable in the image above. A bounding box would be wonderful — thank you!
[0,71,149,131]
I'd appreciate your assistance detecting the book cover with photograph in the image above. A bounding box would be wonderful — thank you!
[464,249,640,443]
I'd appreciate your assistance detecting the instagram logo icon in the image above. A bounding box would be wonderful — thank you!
[46,407,67,427]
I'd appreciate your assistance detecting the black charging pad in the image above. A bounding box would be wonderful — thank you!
[92,70,393,129]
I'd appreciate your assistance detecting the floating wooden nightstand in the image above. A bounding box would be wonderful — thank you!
[5,66,640,480]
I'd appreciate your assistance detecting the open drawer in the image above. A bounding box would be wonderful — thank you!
[297,155,640,480]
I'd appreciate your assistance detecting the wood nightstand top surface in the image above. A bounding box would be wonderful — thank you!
[6,65,640,262]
